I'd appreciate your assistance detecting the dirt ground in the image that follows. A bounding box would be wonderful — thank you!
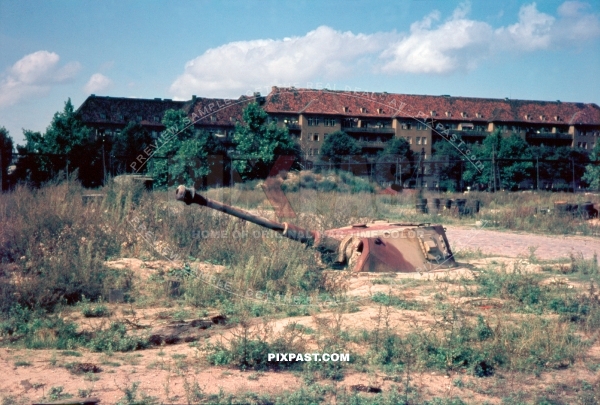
[1,227,600,404]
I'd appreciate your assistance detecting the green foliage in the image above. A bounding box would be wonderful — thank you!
[15,99,102,187]
[376,137,413,184]
[110,122,152,174]
[147,109,226,188]
[81,302,111,318]
[476,266,544,306]
[48,386,72,401]
[233,102,299,179]
[371,292,423,310]
[0,126,13,191]
[463,130,533,190]
[320,130,362,166]
[116,382,159,405]
[583,141,600,190]
[87,322,149,352]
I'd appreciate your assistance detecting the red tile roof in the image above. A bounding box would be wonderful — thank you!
[76,96,188,126]
[264,87,600,125]
[77,95,251,128]
[188,96,252,126]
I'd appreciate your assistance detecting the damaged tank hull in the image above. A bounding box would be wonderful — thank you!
[175,185,455,273]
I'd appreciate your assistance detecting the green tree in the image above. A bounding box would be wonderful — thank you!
[147,109,226,188]
[319,130,361,167]
[232,102,299,179]
[0,126,14,190]
[110,122,152,174]
[433,135,468,191]
[375,137,413,184]
[15,99,101,186]
[462,130,533,190]
[583,141,600,190]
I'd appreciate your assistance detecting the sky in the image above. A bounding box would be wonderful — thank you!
[1,0,599,146]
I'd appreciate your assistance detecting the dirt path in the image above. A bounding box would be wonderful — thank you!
[446,226,600,262]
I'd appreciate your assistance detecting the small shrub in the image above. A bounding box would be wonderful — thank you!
[82,304,111,318]
[87,322,149,352]
[116,382,158,405]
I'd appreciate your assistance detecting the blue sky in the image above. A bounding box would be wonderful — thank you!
[1,0,599,145]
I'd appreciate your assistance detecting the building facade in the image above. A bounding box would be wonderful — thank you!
[77,87,600,187]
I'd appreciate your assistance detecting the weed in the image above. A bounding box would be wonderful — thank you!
[77,389,92,398]
[82,303,111,318]
[116,382,158,405]
[48,386,72,401]
[371,292,424,310]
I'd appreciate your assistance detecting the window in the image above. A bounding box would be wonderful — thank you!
[406,136,412,144]
[210,115,217,122]
[308,117,319,126]
[100,113,106,120]
[136,115,142,122]
[313,134,319,141]
[324,118,336,126]
[416,122,427,130]
[416,137,421,145]
[153,116,159,122]
[360,107,367,113]
[423,137,428,145]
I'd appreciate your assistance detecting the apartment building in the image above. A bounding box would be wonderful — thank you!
[77,88,600,165]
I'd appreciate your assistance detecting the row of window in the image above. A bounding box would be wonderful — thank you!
[307,117,338,126]
[301,133,329,141]
[403,136,428,145]
[400,122,428,130]
[577,142,596,149]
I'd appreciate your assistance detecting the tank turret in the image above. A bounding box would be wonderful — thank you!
[175,185,455,272]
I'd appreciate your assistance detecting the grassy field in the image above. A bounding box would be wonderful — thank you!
[0,173,599,404]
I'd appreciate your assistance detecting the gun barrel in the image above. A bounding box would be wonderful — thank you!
[175,185,338,251]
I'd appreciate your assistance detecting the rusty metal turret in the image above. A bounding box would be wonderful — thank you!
[175,185,456,273]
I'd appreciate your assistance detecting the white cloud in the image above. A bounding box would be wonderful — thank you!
[380,10,494,74]
[170,1,600,97]
[83,73,113,94]
[0,51,80,108]
[169,26,393,99]
[494,3,555,51]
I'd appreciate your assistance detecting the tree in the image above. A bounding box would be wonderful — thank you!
[319,130,361,167]
[0,127,14,191]
[15,99,100,186]
[433,134,466,191]
[147,109,226,188]
[462,130,533,190]
[111,122,153,174]
[232,102,299,179]
[375,137,413,184]
[583,142,600,190]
